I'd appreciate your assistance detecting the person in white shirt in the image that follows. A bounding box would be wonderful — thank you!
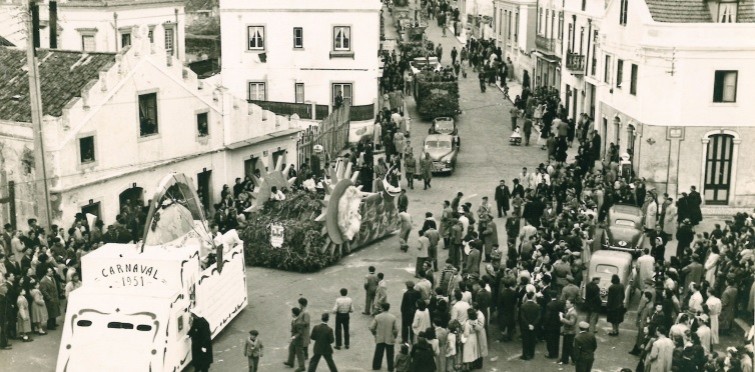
[332,288,353,349]
[688,282,704,314]
[269,186,286,201]
[458,213,470,238]
[451,291,470,324]
[518,167,536,190]
[302,176,317,192]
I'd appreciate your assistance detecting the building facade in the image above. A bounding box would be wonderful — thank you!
[219,0,382,114]
[559,0,605,122]
[0,27,299,228]
[0,0,186,61]
[533,0,563,89]
[595,0,755,208]
[492,0,537,85]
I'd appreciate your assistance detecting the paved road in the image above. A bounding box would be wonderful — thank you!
[2,9,741,372]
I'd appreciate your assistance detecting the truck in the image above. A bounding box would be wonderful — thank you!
[56,173,248,372]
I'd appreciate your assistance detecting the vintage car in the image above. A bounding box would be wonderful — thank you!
[423,134,458,174]
[428,117,460,148]
[582,249,635,307]
[410,56,442,75]
[603,203,645,255]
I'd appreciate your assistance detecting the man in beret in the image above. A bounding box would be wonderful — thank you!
[573,321,597,372]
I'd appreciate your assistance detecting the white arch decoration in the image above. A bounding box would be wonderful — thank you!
[699,129,741,206]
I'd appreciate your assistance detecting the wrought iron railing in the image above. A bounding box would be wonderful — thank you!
[565,53,586,71]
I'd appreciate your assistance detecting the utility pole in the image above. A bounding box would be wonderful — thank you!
[25,0,53,230]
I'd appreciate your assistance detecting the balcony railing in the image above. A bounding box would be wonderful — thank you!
[249,100,329,120]
[565,53,586,73]
[535,35,554,52]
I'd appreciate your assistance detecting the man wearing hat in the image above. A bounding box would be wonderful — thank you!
[573,321,597,372]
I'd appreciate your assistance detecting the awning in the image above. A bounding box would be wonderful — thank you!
[533,51,561,64]
[225,128,301,150]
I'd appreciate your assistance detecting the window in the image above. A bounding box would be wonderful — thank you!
[81,34,95,52]
[248,26,264,50]
[619,0,628,25]
[591,31,598,76]
[248,82,266,101]
[121,32,131,48]
[630,64,638,95]
[164,27,175,56]
[507,11,512,40]
[197,112,209,137]
[567,24,573,51]
[138,93,159,136]
[333,26,350,51]
[538,9,543,33]
[616,59,624,88]
[79,136,95,163]
[604,55,611,83]
[558,12,563,40]
[713,71,738,103]
[293,27,303,48]
[332,83,352,107]
[582,0,587,11]
[514,12,519,42]
[719,2,737,23]
[295,83,305,103]
[148,27,155,43]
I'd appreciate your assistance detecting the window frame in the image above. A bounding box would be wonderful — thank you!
[78,135,96,165]
[333,26,351,51]
[713,70,738,103]
[630,64,638,95]
[137,91,159,137]
[719,2,738,23]
[148,25,155,44]
[293,27,303,49]
[247,82,266,101]
[295,83,305,104]
[332,82,353,107]
[196,111,209,137]
[247,25,265,51]
[78,28,97,52]
[164,25,176,56]
[120,31,131,49]
[604,54,612,84]
[619,0,628,25]
[616,59,624,88]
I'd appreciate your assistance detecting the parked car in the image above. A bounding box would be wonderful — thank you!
[423,134,458,174]
[428,117,460,148]
[582,249,635,307]
[603,203,645,255]
[410,56,442,75]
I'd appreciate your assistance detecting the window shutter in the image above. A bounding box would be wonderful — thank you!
[713,71,724,102]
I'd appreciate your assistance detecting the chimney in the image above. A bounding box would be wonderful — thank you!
[49,1,58,49]
[31,1,40,48]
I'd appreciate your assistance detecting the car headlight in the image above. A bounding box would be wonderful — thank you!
[441,154,453,163]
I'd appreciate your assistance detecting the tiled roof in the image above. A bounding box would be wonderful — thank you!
[645,0,712,23]
[0,36,14,47]
[739,1,755,22]
[0,47,115,122]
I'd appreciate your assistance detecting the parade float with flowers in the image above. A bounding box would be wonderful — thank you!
[241,159,400,272]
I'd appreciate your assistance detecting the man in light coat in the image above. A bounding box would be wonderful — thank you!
[644,195,658,232]
[645,326,674,372]
[369,303,399,371]
[636,249,655,292]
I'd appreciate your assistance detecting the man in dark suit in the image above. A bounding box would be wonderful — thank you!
[573,321,597,372]
[494,180,511,217]
[3,253,21,277]
[284,307,307,371]
[519,291,540,360]
[585,277,602,333]
[363,267,378,315]
[511,179,525,199]
[308,313,338,372]
[543,293,563,359]
[397,189,409,213]
[369,303,398,371]
[497,279,517,341]
[400,281,421,343]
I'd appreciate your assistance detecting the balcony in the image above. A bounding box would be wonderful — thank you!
[535,35,554,52]
[565,53,585,74]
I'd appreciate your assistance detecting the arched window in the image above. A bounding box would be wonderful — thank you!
[704,134,734,204]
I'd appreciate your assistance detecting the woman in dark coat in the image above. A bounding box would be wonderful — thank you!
[606,274,625,336]
[410,333,437,372]
[188,311,213,372]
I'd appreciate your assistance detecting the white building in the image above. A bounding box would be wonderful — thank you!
[559,0,605,121]
[594,0,755,208]
[0,0,186,61]
[0,27,300,227]
[492,0,537,85]
[460,0,495,39]
[219,0,382,118]
[532,0,563,89]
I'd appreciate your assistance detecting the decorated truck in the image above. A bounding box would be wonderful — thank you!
[56,174,247,372]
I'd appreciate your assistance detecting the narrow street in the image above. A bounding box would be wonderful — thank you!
[2,7,741,372]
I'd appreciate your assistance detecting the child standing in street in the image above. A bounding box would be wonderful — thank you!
[243,330,264,372]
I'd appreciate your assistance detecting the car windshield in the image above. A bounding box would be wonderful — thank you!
[595,264,619,275]
[435,120,454,131]
[614,219,636,227]
[425,140,452,148]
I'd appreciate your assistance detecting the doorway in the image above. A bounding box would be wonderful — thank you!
[119,187,144,215]
[244,157,259,178]
[272,149,286,170]
[197,170,212,212]
[81,201,101,220]
[571,88,578,122]
[704,134,734,205]
[601,117,608,160]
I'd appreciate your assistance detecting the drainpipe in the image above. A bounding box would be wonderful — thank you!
[114,12,118,52]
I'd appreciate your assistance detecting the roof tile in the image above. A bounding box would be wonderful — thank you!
[645,0,712,23]
[0,47,115,122]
